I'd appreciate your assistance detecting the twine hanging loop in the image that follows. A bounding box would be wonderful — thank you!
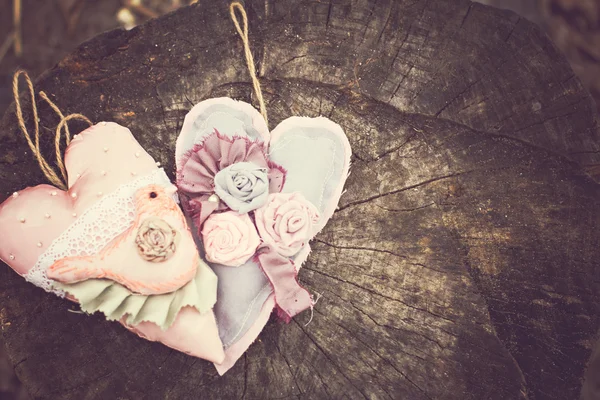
[229,2,269,128]
[12,70,93,189]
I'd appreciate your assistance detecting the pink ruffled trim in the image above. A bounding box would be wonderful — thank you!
[176,130,286,227]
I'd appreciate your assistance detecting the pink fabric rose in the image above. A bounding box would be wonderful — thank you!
[202,212,260,266]
[254,193,320,257]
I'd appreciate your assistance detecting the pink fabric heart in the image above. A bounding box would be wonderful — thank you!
[0,122,225,363]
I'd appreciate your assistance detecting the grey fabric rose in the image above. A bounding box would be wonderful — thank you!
[135,217,180,262]
[214,161,269,213]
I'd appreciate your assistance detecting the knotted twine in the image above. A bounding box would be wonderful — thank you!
[12,70,93,190]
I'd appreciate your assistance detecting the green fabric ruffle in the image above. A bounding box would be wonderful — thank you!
[52,259,217,331]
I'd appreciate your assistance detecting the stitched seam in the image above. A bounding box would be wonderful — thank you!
[224,282,272,348]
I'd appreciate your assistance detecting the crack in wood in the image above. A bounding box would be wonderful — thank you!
[304,267,457,324]
[314,239,409,260]
[293,319,370,400]
[272,337,303,397]
[337,171,473,211]
[313,306,430,400]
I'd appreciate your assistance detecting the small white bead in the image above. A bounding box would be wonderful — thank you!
[135,152,140,158]
[50,191,57,196]
[103,147,109,152]
[45,214,51,219]
[36,242,43,248]
[97,191,103,196]
[71,193,77,198]
[72,213,77,217]
[9,254,15,260]
[19,217,26,223]
[101,121,107,126]
[76,173,81,178]
[101,170,107,176]
[12,192,18,198]
[131,171,137,176]
[156,161,161,167]
[208,194,220,203]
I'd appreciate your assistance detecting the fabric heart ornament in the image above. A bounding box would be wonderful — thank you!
[176,98,351,374]
[0,122,225,363]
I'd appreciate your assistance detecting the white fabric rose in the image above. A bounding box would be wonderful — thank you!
[214,162,269,214]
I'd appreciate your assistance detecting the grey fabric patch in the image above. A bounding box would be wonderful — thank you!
[211,260,272,347]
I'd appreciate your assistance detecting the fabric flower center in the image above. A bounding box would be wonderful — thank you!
[287,215,305,233]
[216,231,233,248]
[233,174,251,190]
[176,131,287,225]
[149,230,165,246]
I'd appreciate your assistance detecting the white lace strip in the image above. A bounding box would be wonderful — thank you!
[25,168,177,296]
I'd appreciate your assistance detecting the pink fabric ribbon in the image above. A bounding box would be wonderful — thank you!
[255,246,313,322]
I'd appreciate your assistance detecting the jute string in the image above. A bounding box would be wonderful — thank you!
[12,70,93,190]
[229,2,268,127]
[11,3,263,189]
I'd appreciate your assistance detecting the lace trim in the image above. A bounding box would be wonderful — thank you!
[25,168,176,296]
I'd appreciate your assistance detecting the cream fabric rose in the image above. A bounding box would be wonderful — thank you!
[254,192,320,257]
[201,212,261,266]
[214,161,269,214]
[135,217,180,262]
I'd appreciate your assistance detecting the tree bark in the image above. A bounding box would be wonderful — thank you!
[0,1,599,399]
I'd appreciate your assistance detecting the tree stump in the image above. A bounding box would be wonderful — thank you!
[1,1,599,399]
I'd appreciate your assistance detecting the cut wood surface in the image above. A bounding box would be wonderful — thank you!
[1,1,599,399]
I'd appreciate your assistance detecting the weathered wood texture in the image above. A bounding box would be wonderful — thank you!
[1,1,600,399]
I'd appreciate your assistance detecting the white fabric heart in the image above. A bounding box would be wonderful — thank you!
[175,97,351,374]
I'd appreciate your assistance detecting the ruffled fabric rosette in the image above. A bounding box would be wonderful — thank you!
[176,98,351,374]
[0,122,224,363]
